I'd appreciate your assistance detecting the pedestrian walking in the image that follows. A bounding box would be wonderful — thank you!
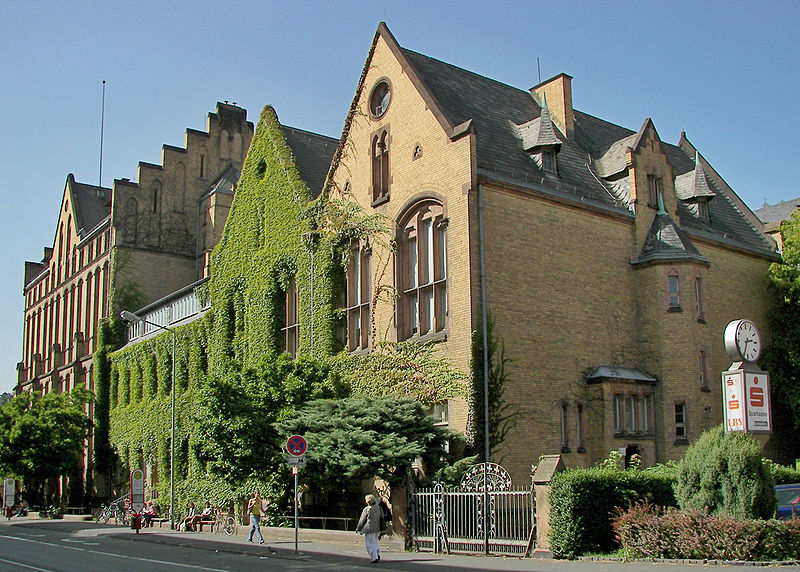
[355,494,383,563]
[247,490,266,544]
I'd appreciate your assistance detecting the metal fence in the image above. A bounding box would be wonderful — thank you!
[409,465,536,556]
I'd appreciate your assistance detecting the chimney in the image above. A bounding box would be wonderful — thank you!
[531,73,574,139]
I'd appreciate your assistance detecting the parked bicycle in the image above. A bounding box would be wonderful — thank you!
[96,496,131,526]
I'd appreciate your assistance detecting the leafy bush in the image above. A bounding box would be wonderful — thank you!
[674,425,775,519]
[764,458,800,485]
[548,467,676,558]
[614,502,800,561]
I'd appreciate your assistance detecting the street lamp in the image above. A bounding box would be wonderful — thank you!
[120,310,177,530]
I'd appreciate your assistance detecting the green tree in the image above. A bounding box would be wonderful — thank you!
[194,354,347,484]
[276,397,449,490]
[674,425,775,519]
[0,388,93,485]
[762,210,800,460]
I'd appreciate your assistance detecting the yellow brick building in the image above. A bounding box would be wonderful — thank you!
[16,103,253,498]
[329,24,779,484]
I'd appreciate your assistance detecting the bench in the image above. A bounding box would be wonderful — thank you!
[196,519,216,532]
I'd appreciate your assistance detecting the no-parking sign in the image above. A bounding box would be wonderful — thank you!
[286,435,307,456]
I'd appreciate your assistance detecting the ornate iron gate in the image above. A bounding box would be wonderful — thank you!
[409,463,536,556]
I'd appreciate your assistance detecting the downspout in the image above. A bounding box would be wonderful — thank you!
[478,182,490,556]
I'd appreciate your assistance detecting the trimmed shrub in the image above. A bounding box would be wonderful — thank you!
[765,458,800,485]
[548,467,676,558]
[674,425,776,519]
[614,502,800,561]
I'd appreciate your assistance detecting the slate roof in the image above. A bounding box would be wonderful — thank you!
[395,42,775,257]
[634,199,708,266]
[201,163,239,199]
[281,126,338,198]
[586,365,657,383]
[509,99,562,151]
[675,153,715,201]
[70,176,112,239]
[755,198,800,225]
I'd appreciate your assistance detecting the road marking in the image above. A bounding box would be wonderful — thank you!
[60,538,100,545]
[0,556,56,571]
[0,534,228,571]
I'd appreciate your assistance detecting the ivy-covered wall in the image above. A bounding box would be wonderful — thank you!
[208,105,342,370]
[101,104,469,507]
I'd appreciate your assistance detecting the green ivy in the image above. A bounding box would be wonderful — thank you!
[102,104,469,508]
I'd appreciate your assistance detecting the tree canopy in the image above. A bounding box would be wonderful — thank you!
[0,388,93,481]
[762,210,800,459]
[276,397,450,489]
[193,354,348,484]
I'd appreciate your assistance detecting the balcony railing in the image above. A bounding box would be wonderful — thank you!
[125,278,210,343]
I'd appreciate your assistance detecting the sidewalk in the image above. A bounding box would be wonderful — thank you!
[0,514,556,571]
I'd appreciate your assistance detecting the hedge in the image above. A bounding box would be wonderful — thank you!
[548,467,676,558]
[614,502,800,561]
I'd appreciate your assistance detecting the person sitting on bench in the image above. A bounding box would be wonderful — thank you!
[188,501,213,532]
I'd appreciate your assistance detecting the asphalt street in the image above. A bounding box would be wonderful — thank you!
[1,518,799,571]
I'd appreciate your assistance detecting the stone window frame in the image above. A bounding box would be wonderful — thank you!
[694,272,706,322]
[368,79,392,120]
[647,174,660,209]
[613,390,653,437]
[395,198,448,342]
[346,239,371,352]
[674,400,688,444]
[370,125,391,206]
[279,276,299,358]
[667,270,681,312]
[698,347,710,392]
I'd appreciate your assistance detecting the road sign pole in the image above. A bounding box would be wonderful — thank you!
[293,467,299,552]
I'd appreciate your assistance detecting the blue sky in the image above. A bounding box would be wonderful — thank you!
[1,1,797,394]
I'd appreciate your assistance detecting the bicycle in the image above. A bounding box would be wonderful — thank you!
[214,508,238,535]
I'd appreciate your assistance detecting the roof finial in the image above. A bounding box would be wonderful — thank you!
[694,150,700,167]
[541,92,548,109]
[657,191,667,215]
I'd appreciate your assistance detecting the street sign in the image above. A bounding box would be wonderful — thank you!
[286,435,307,456]
[287,455,306,467]
[3,479,14,508]
[291,466,299,476]
[722,367,772,434]
[130,468,145,513]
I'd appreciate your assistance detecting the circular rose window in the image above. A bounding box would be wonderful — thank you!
[369,80,391,118]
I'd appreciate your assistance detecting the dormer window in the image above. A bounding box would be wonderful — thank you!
[541,148,557,173]
[697,199,710,221]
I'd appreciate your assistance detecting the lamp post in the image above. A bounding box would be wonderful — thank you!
[120,310,177,530]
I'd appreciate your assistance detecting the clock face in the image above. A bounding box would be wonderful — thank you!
[725,319,761,362]
[736,320,761,362]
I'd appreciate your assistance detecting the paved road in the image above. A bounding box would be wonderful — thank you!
[1,519,799,571]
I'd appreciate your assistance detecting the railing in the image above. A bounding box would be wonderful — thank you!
[273,515,355,531]
[126,278,210,342]
[410,484,535,556]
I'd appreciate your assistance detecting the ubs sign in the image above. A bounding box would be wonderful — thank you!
[722,368,771,434]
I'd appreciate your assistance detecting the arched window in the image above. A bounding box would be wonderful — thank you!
[346,239,371,351]
[371,129,390,204]
[396,200,447,340]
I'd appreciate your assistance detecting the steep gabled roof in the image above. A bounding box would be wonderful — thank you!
[333,23,776,258]
[281,126,337,198]
[68,174,112,239]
